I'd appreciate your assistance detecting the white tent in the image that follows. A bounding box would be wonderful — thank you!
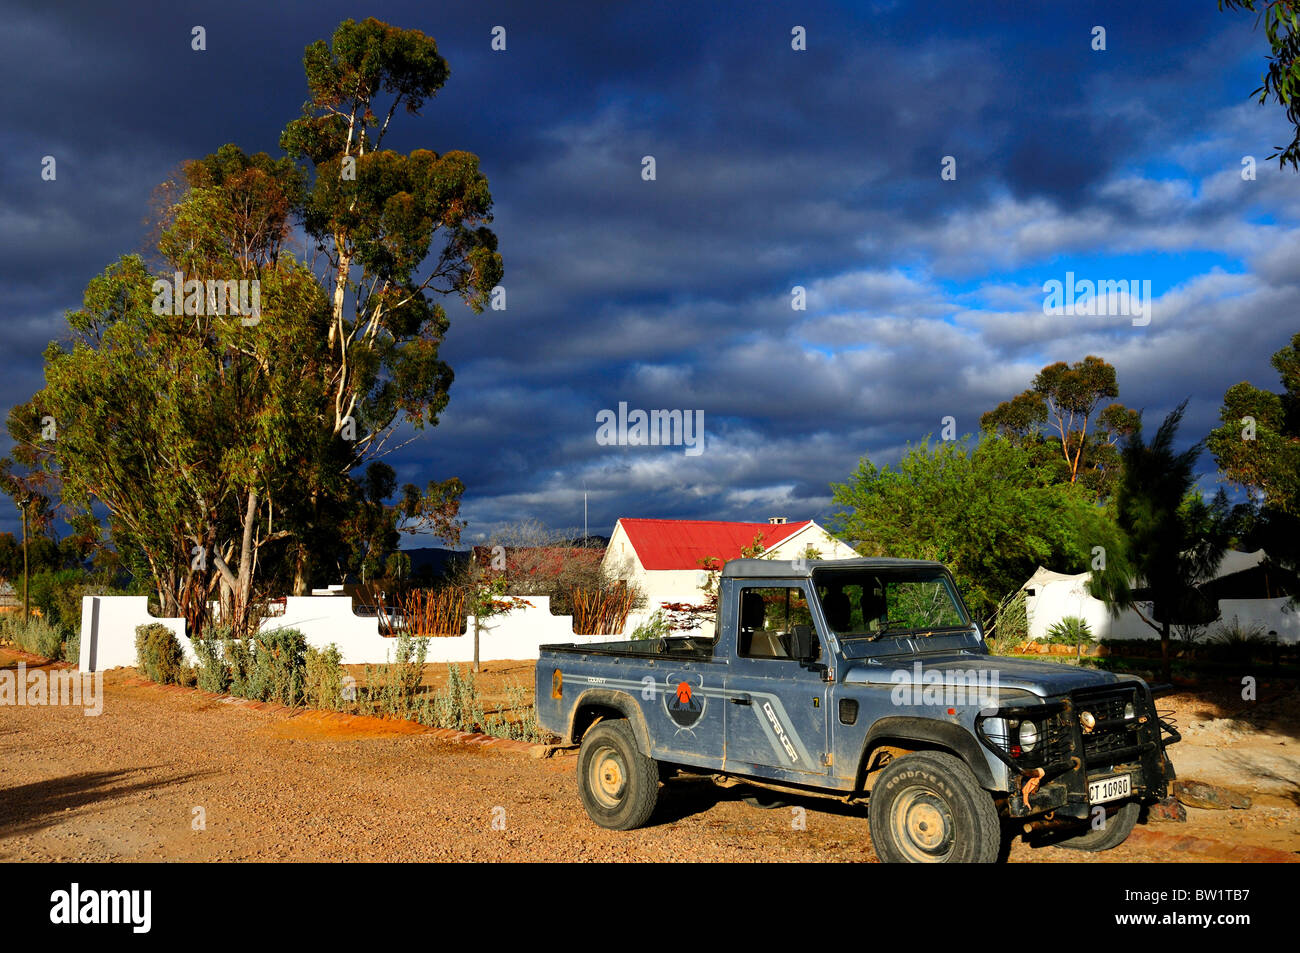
[1020,550,1298,644]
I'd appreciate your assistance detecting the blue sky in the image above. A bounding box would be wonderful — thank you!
[1,0,1297,545]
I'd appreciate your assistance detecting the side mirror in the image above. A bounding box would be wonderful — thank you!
[790,624,817,662]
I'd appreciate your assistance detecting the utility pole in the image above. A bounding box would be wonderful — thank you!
[471,553,485,673]
[19,495,30,624]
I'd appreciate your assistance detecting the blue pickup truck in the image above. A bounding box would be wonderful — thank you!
[535,557,1179,863]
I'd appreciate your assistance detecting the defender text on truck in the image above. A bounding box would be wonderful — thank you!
[535,557,1179,863]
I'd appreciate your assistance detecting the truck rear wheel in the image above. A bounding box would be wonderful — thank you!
[1057,799,1139,851]
[577,719,660,830]
[868,751,1001,863]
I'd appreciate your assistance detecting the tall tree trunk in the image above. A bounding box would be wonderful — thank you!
[292,544,311,596]
[291,487,322,596]
[235,488,258,632]
[218,577,235,632]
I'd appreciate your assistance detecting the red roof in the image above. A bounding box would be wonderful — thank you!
[616,518,813,571]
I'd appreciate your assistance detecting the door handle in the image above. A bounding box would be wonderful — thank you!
[730,694,752,706]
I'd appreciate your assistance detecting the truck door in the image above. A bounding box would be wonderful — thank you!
[723,581,832,778]
[646,653,729,770]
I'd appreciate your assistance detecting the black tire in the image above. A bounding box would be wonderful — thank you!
[576,719,660,830]
[742,790,788,809]
[868,751,1002,863]
[1057,799,1139,851]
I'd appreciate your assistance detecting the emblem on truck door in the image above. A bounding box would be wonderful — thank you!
[663,673,706,732]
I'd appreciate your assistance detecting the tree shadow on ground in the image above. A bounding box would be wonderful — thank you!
[0,768,215,838]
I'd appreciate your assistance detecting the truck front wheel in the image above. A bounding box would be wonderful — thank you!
[1057,799,1139,851]
[868,751,1002,863]
[577,719,660,830]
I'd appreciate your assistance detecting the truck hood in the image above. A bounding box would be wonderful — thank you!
[842,653,1121,700]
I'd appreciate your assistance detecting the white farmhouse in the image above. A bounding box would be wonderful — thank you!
[602,517,858,604]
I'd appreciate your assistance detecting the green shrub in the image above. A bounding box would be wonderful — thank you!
[304,643,346,710]
[364,633,429,718]
[406,664,545,742]
[22,569,132,640]
[193,630,232,694]
[419,663,482,732]
[1205,618,1275,662]
[247,628,307,705]
[225,637,253,697]
[628,610,670,641]
[481,681,546,742]
[391,634,427,701]
[23,569,85,630]
[1173,622,1211,646]
[135,623,187,685]
[2,614,67,660]
[1045,616,1093,646]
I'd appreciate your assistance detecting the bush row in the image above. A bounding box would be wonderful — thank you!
[135,626,544,742]
[3,569,132,663]
[1,613,78,662]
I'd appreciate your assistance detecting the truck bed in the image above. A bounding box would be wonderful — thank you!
[541,635,715,661]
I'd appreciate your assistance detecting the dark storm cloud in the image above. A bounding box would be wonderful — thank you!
[0,0,1293,542]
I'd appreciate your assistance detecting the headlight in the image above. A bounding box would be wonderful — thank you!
[1124,702,1135,720]
[1018,720,1039,753]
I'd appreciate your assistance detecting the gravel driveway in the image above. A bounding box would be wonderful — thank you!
[1,655,1292,863]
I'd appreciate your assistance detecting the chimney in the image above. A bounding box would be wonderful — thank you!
[767,516,788,524]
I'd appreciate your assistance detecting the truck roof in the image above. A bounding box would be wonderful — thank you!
[721,557,948,578]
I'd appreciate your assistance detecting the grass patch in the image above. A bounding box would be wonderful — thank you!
[983,589,1027,656]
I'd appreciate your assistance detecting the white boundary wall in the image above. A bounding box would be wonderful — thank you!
[78,594,706,672]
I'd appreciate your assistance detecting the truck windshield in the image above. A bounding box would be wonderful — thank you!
[813,569,969,638]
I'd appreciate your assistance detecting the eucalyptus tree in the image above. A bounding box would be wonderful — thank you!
[8,18,502,632]
[1220,1,1300,170]
[981,356,1139,502]
[279,17,502,589]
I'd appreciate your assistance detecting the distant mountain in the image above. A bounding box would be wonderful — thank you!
[401,547,470,581]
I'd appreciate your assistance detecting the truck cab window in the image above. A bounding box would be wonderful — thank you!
[814,569,967,637]
[738,586,817,660]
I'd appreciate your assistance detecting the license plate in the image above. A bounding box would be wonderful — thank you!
[1089,774,1131,804]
